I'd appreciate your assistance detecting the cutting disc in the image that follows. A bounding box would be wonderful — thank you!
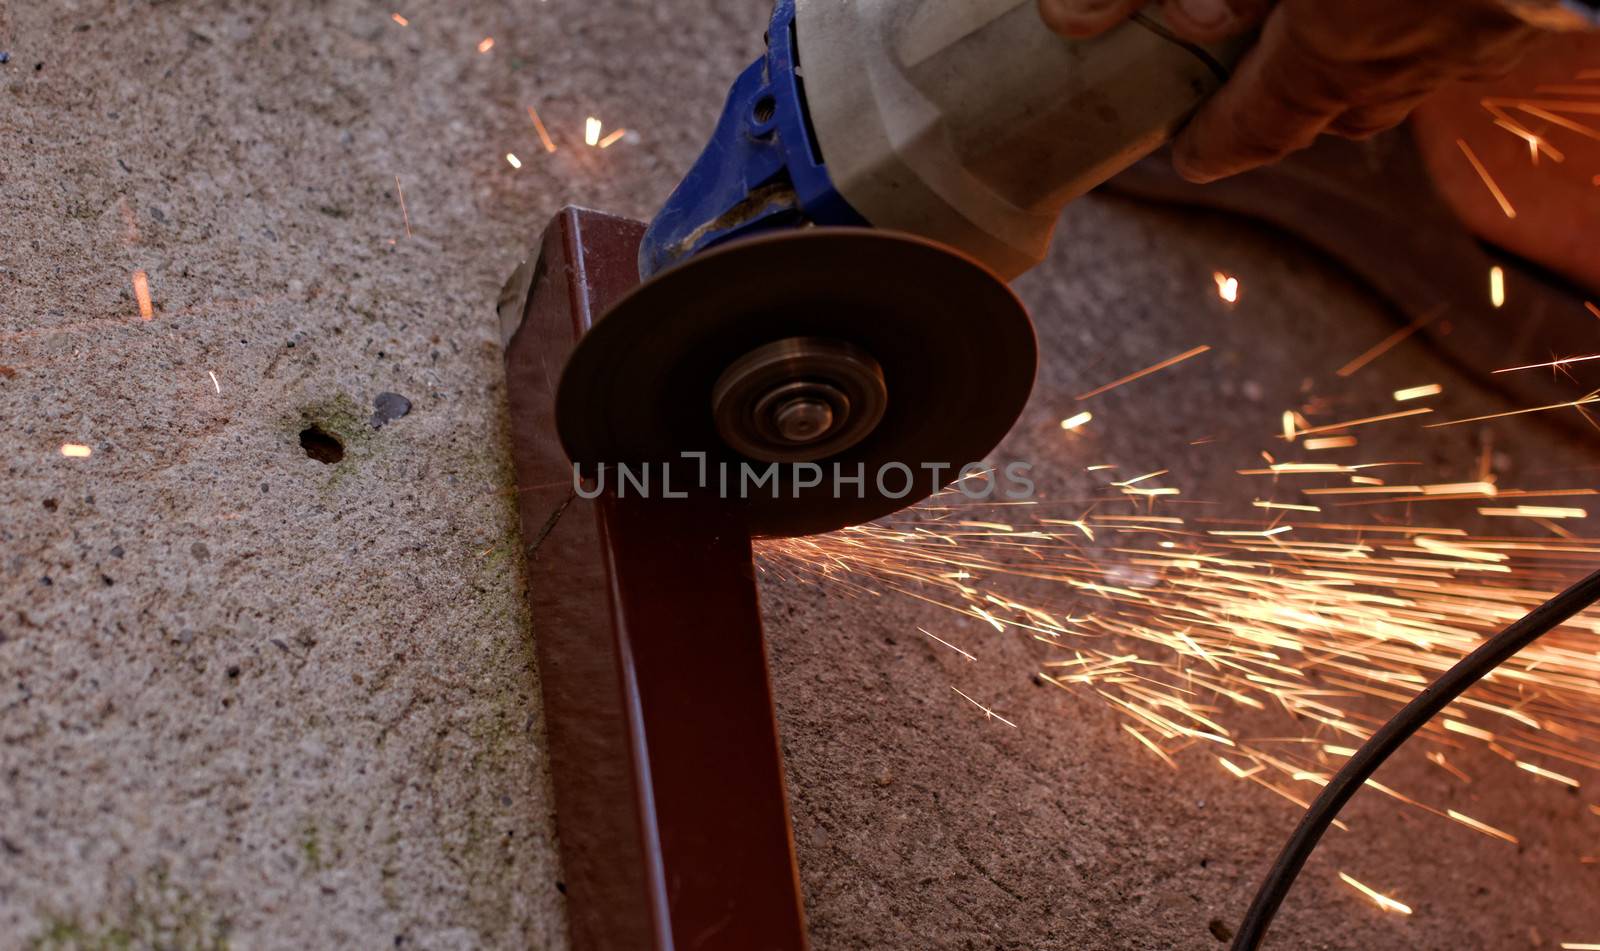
[556,227,1036,537]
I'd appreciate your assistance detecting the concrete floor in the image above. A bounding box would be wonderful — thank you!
[1,0,1596,948]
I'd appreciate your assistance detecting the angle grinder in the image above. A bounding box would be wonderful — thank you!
[556,0,1247,537]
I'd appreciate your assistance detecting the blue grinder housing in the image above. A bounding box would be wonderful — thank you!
[637,0,866,278]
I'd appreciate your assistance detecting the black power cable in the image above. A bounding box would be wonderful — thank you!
[1231,568,1600,950]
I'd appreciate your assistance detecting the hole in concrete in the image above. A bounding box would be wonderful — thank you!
[299,425,344,464]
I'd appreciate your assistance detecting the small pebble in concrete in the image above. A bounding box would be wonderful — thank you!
[370,392,412,429]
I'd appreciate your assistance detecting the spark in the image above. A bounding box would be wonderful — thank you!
[1457,139,1517,218]
[584,116,603,147]
[1516,761,1580,788]
[477,36,494,53]
[1124,724,1178,768]
[755,292,1600,860]
[131,270,153,320]
[60,443,92,458]
[394,175,412,238]
[1254,501,1321,513]
[1589,302,1600,320]
[950,687,1017,728]
[1304,436,1357,451]
[526,105,558,153]
[1511,101,1600,143]
[1075,345,1211,400]
[1338,873,1413,915]
[1336,307,1442,378]
[505,152,522,169]
[598,128,628,149]
[1561,944,1600,950]
[1060,411,1093,431]
[917,627,977,662]
[1446,810,1518,844]
[1490,266,1507,308]
[1213,271,1239,303]
[207,370,220,394]
[391,12,409,26]
[1491,116,1564,164]
[1494,353,1600,374]
[1113,470,1168,487]
[1287,407,1432,438]
[1394,384,1442,402]
[1429,395,1600,428]
[1478,506,1586,519]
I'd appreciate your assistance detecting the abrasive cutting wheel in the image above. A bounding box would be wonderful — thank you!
[555,228,1037,537]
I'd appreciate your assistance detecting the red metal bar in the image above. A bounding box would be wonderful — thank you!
[501,207,808,951]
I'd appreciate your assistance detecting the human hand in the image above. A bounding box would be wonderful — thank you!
[1038,0,1544,182]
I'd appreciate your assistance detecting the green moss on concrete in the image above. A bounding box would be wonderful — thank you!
[27,867,230,950]
[288,393,375,453]
[301,821,324,873]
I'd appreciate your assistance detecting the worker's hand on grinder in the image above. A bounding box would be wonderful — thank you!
[1038,0,1543,182]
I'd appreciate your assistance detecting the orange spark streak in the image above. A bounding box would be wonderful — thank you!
[1393,384,1442,401]
[1491,118,1565,163]
[598,128,628,149]
[526,105,558,153]
[1429,396,1600,428]
[1479,506,1587,519]
[951,687,1017,728]
[60,443,92,458]
[1288,407,1432,438]
[1075,345,1211,400]
[1304,436,1357,451]
[477,37,494,53]
[391,12,409,26]
[1513,102,1600,143]
[1516,761,1580,787]
[918,627,976,661]
[1338,872,1413,915]
[1335,307,1441,378]
[1446,809,1519,844]
[394,175,412,238]
[1457,139,1517,218]
[1494,352,1600,374]
[131,270,153,319]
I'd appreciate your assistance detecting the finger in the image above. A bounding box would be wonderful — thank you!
[1171,10,1343,182]
[1038,0,1146,38]
[1158,0,1273,44]
[1327,98,1426,140]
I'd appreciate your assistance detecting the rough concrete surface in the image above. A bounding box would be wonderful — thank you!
[1,1,1596,950]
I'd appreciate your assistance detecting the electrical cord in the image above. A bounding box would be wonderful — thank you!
[1231,567,1600,950]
